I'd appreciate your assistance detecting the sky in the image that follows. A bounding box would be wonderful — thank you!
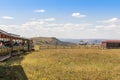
[0,0,120,39]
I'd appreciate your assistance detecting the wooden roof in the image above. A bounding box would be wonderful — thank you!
[0,29,8,34]
[0,29,31,40]
[102,40,120,43]
[8,33,20,37]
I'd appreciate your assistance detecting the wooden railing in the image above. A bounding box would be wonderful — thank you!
[37,45,102,50]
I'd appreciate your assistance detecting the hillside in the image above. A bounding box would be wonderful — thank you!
[31,37,75,46]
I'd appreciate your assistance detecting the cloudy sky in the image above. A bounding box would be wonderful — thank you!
[0,0,120,39]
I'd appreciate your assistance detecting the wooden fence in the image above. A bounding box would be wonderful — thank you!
[35,45,102,50]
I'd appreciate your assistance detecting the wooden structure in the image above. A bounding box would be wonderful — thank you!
[0,29,34,61]
[102,40,120,49]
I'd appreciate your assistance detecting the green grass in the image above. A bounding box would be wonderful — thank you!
[1,48,120,80]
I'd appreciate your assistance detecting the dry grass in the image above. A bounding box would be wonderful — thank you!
[1,48,120,80]
[21,48,120,80]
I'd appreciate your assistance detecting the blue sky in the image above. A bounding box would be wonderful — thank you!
[0,0,120,39]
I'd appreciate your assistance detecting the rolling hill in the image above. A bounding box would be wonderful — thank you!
[31,37,76,46]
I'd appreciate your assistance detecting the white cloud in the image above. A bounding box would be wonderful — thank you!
[1,16,120,39]
[30,18,56,22]
[0,18,92,38]
[34,9,45,13]
[96,18,120,31]
[95,17,120,36]
[72,13,86,18]
[22,19,91,29]
[44,18,55,21]
[1,16,14,20]
[96,24,118,29]
[98,18,119,23]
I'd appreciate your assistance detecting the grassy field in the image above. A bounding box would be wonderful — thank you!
[0,48,120,80]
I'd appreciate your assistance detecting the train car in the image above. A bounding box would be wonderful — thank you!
[0,29,12,61]
[0,29,34,61]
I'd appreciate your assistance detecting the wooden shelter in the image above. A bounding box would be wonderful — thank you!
[102,40,120,49]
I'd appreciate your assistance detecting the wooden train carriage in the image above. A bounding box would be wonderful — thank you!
[12,46,23,51]
[0,29,34,57]
[9,32,34,51]
[0,47,12,56]
[28,39,34,51]
[0,29,35,61]
[22,38,30,51]
[10,35,31,52]
[9,34,25,53]
[0,29,12,56]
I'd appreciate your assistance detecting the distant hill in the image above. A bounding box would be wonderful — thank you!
[31,37,76,46]
[60,39,106,44]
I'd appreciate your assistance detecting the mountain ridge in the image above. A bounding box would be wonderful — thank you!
[31,37,76,46]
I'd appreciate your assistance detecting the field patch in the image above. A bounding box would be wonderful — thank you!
[0,49,120,80]
[21,49,120,80]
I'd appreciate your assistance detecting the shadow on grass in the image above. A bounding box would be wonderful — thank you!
[0,65,28,80]
[0,53,30,80]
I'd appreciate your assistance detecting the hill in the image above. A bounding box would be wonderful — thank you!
[60,39,105,44]
[31,37,76,46]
